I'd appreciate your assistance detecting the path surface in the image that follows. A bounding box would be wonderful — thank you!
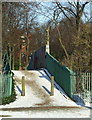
[0,70,91,118]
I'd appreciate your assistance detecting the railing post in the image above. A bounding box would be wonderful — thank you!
[21,76,25,96]
[50,76,54,96]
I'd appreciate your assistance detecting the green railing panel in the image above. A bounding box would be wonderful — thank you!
[0,74,2,104]
[0,51,13,100]
[0,73,13,99]
[46,53,76,98]
[9,73,13,96]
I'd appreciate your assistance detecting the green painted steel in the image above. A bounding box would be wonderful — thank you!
[0,73,13,99]
[0,51,13,100]
[0,74,2,104]
[46,53,76,98]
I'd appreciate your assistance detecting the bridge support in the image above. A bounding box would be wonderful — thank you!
[50,76,54,96]
[21,76,25,96]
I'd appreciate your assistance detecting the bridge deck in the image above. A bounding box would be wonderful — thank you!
[0,70,90,118]
[13,70,79,107]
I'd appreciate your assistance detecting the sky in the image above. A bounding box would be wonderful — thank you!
[35,2,91,25]
[36,2,53,25]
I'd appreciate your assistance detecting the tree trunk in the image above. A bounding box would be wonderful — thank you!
[9,44,11,70]
[26,34,29,68]
[76,1,80,32]
[12,45,15,70]
[54,19,69,59]
[19,45,22,70]
[46,25,50,54]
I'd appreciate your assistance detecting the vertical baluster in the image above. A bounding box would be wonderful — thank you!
[87,73,88,92]
[90,72,92,102]
[84,72,86,101]
[86,72,87,102]
[82,73,84,99]
[80,72,82,99]
[87,72,89,102]
[89,72,91,102]
[88,72,89,92]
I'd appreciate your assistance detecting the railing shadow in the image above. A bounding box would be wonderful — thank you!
[73,95,92,109]
[42,86,51,95]
[38,70,58,90]
[38,70,50,81]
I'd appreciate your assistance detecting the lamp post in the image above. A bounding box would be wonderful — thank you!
[19,36,25,70]
[26,35,29,67]
[19,35,30,70]
[21,35,29,68]
[19,36,27,70]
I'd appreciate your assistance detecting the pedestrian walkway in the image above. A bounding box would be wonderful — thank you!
[0,70,91,118]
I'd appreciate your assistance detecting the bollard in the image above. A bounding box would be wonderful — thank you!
[21,76,25,96]
[50,76,54,96]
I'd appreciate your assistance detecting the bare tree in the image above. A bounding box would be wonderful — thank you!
[2,2,39,70]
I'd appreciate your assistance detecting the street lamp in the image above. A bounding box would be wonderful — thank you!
[21,36,25,39]
[19,36,25,70]
[19,35,30,70]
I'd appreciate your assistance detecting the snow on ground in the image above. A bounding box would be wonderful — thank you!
[0,107,91,118]
[0,70,79,108]
[0,70,91,118]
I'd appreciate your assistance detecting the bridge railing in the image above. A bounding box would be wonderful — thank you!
[45,53,76,98]
[74,72,92,102]
[0,72,13,99]
[27,46,76,99]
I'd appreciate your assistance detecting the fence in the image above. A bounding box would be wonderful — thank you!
[74,72,92,102]
[0,72,13,99]
[45,53,76,98]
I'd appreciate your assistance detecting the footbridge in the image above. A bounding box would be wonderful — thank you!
[27,46,76,99]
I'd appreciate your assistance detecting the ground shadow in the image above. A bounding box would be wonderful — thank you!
[73,95,85,105]
[73,95,92,109]
[38,70,58,90]
[42,86,51,95]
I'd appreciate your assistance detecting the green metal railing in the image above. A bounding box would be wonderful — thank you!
[27,48,76,99]
[46,53,76,98]
[0,52,14,105]
[0,72,13,99]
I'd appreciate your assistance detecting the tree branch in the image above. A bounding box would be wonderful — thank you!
[81,2,89,12]
[56,2,71,22]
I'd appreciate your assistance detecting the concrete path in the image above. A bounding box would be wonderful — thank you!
[0,70,91,118]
